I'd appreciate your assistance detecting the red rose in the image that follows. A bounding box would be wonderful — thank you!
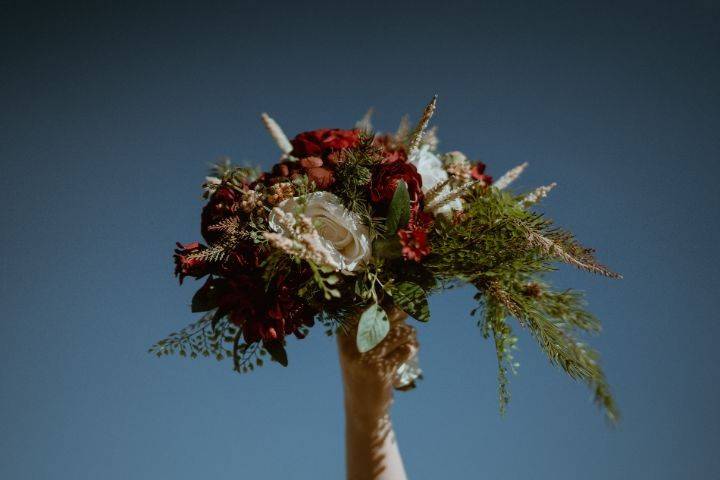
[290,129,360,159]
[398,228,431,262]
[370,158,423,204]
[201,186,241,242]
[471,161,493,186]
[173,242,210,284]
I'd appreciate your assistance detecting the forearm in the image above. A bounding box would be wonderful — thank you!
[343,385,408,480]
[337,309,415,480]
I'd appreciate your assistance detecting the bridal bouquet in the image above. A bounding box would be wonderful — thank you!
[151,97,621,421]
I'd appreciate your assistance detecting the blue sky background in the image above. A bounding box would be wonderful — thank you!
[1,1,719,478]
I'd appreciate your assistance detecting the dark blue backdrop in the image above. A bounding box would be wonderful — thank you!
[2,1,719,478]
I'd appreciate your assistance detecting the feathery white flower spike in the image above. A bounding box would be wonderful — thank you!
[355,107,374,132]
[261,113,294,157]
[395,114,410,142]
[408,95,438,155]
[494,162,529,190]
[521,182,557,207]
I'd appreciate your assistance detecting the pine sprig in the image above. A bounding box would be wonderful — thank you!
[518,218,622,279]
[423,187,619,421]
[478,280,619,423]
[478,296,518,413]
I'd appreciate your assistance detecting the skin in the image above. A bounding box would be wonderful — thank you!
[337,308,418,480]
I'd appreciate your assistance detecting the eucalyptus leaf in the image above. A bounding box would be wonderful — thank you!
[356,303,390,353]
[385,180,410,235]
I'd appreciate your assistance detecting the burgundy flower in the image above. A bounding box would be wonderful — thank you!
[220,275,265,326]
[220,270,317,345]
[398,228,431,262]
[217,241,267,277]
[370,157,423,205]
[290,129,360,159]
[201,186,241,242]
[173,242,210,284]
[471,161,493,186]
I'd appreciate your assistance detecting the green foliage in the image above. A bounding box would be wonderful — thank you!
[264,342,289,367]
[149,310,233,361]
[373,237,402,259]
[387,281,430,322]
[385,180,410,235]
[149,311,270,374]
[425,187,619,422]
[191,277,227,312]
[356,303,390,353]
[479,297,518,413]
[332,134,383,227]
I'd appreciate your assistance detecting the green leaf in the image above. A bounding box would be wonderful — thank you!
[385,180,410,235]
[191,278,226,313]
[210,309,227,331]
[391,281,430,322]
[265,341,288,367]
[373,237,403,259]
[356,303,390,353]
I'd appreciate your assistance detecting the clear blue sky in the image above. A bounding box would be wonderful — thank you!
[2,1,719,478]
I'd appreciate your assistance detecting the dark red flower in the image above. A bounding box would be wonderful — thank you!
[220,270,317,345]
[471,161,493,186]
[398,228,431,262]
[370,158,423,205]
[201,186,241,242]
[217,241,267,277]
[290,129,360,159]
[173,242,210,284]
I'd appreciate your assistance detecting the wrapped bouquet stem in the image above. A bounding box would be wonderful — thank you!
[151,96,621,423]
[336,307,421,394]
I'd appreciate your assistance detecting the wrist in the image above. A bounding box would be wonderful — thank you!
[342,371,393,422]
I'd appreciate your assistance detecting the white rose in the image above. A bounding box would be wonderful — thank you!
[409,145,463,216]
[271,192,371,272]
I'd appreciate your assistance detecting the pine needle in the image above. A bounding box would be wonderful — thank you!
[521,222,622,279]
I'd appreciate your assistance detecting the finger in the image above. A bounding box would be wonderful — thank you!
[383,343,418,373]
[366,324,416,359]
[387,308,409,324]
